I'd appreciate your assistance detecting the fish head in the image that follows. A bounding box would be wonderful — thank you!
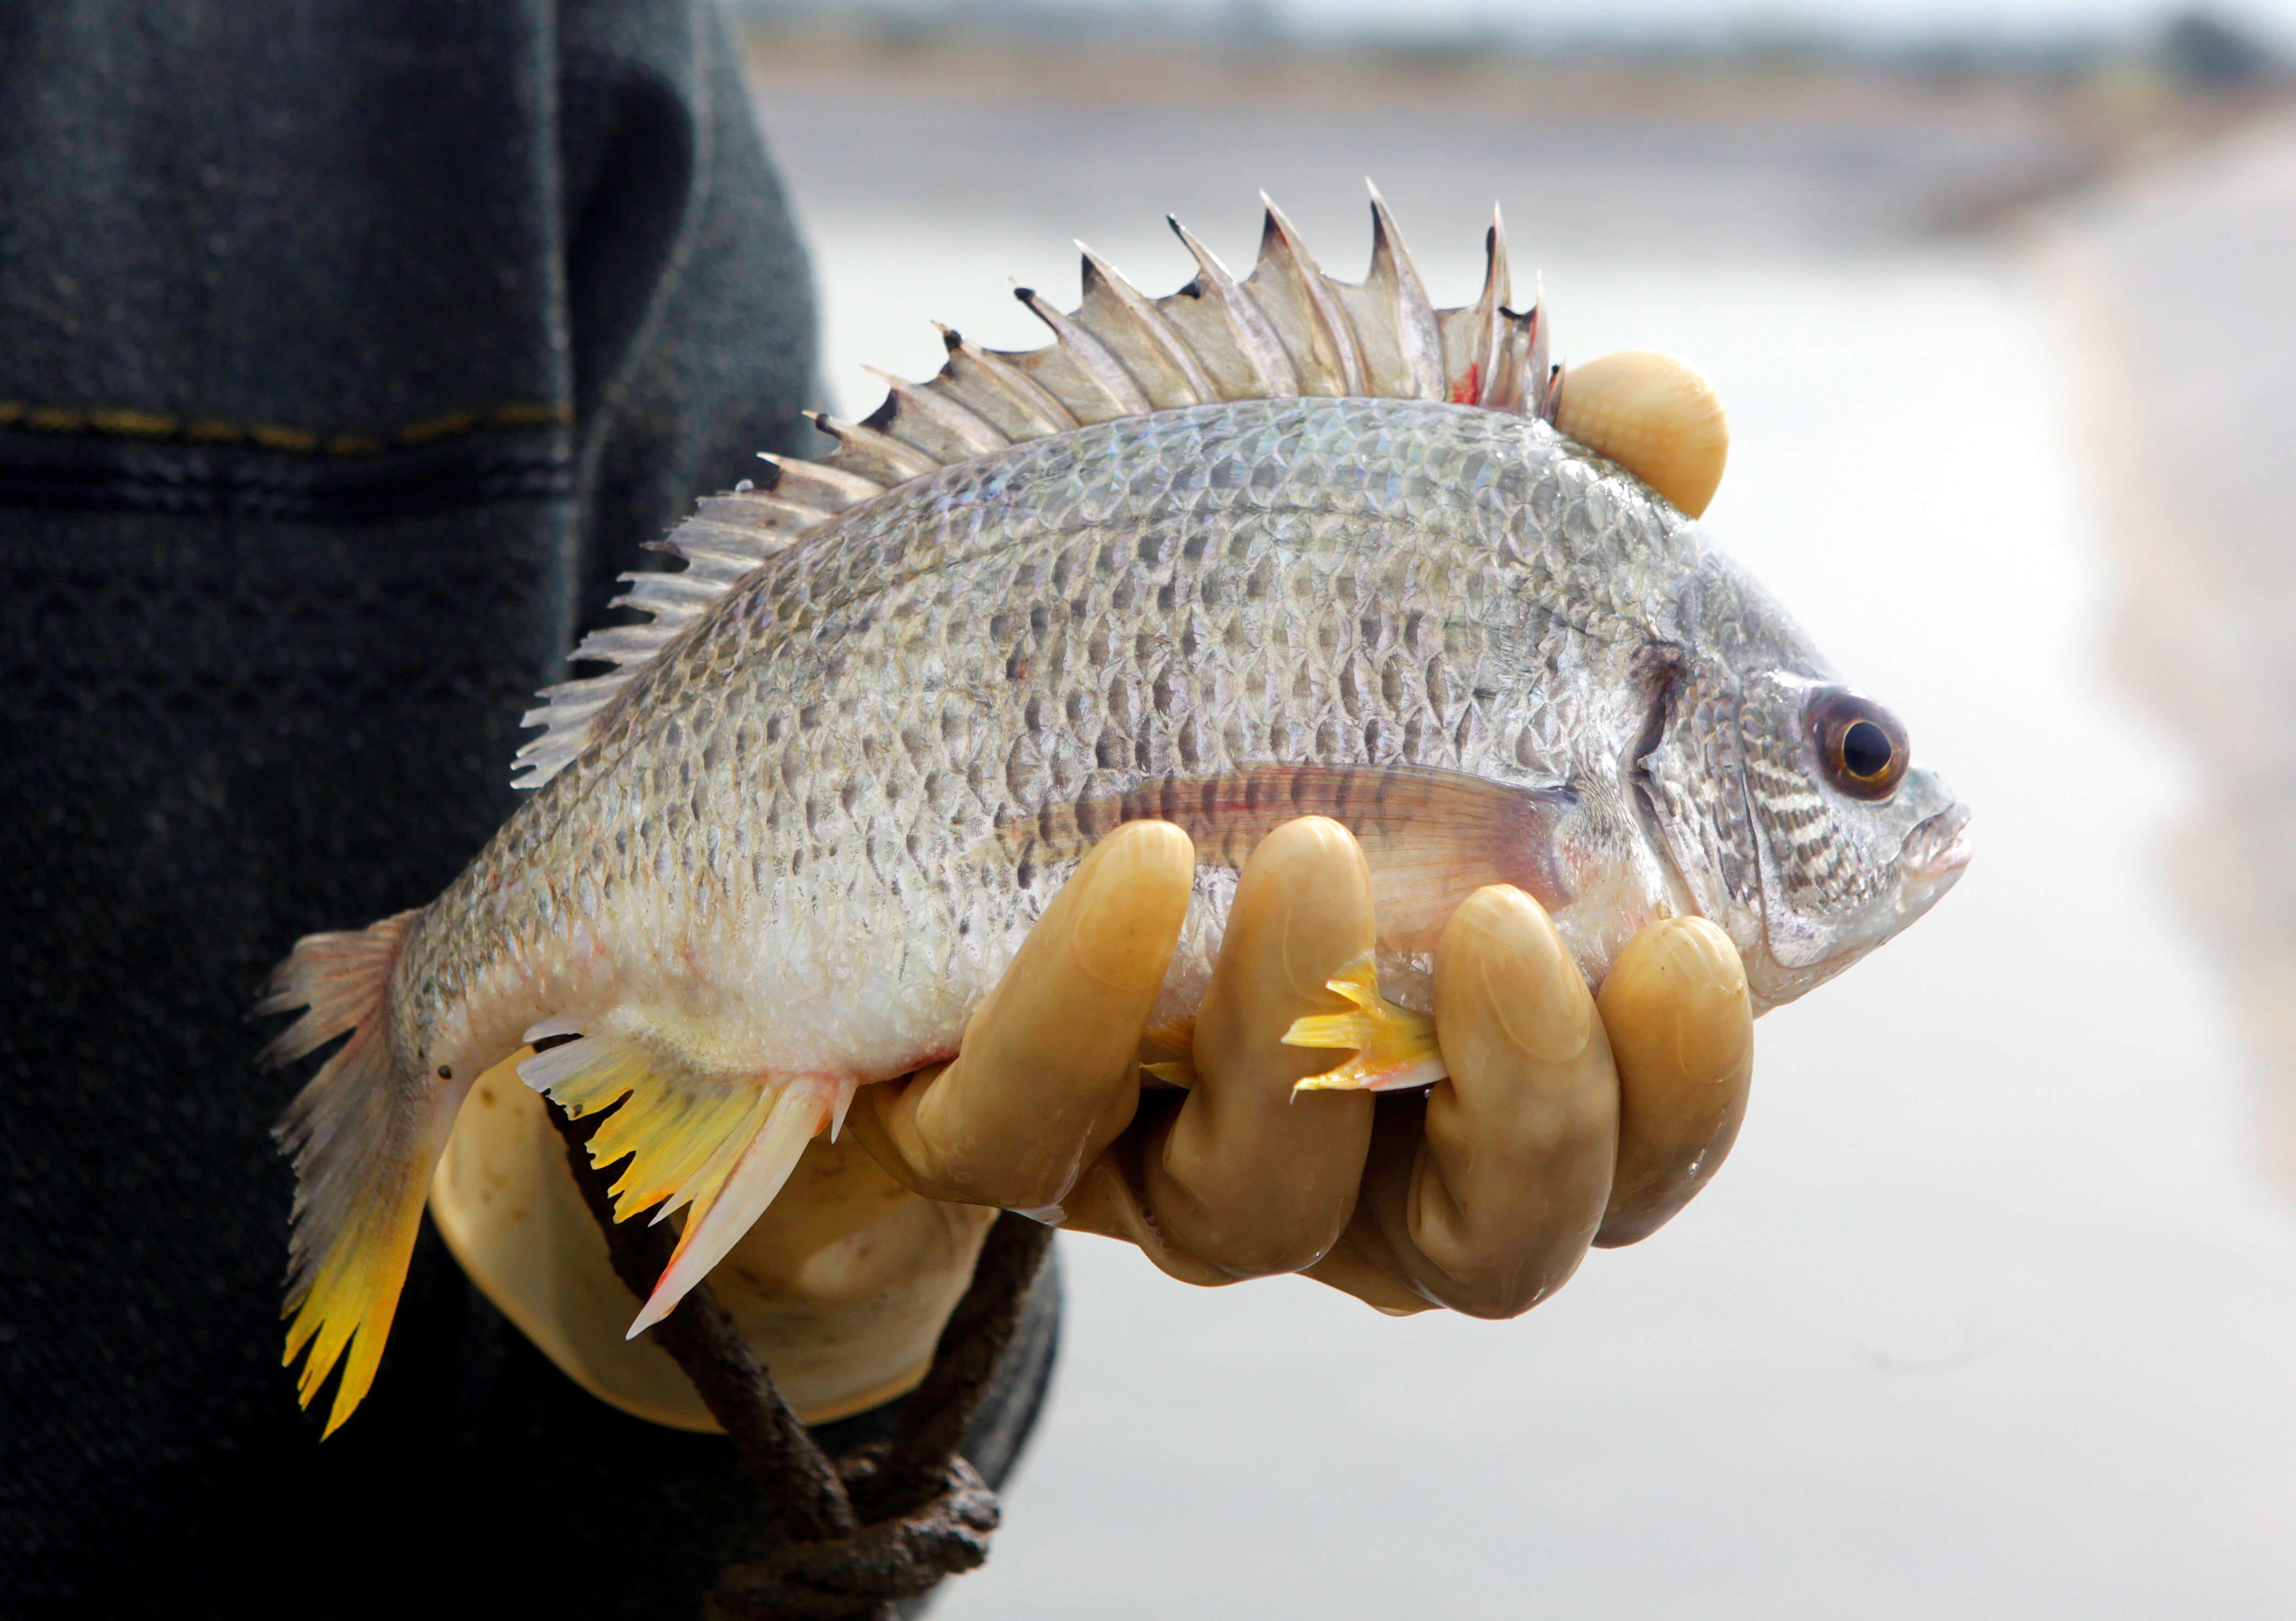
[1727,669,1970,1008]
[1636,554,1970,1012]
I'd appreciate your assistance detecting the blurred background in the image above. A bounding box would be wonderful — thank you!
[731,1,2296,1614]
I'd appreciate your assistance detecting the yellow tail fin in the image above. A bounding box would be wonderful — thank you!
[259,911,460,1437]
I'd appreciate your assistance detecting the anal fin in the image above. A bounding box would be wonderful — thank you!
[516,1024,850,1339]
[1285,952,1448,1094]
[631,1076,838,1338]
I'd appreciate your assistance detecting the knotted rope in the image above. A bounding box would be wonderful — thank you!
[551,1102,1053,1620]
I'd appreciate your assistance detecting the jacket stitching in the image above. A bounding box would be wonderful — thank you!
[0,399,573,456]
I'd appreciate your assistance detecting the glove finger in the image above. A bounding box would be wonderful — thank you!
[850,820,1194,1211]
[1138,816,1377,1278]
[1592,915,1752,1248]
[1333,884,1619,1317]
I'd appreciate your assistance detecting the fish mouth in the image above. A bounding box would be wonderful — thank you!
[1745,801,1973,1014]
[1900,801,1974,881]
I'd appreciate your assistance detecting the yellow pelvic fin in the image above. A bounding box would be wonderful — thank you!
[1141,1017,1197,1088]
[1283,951,1448,1094]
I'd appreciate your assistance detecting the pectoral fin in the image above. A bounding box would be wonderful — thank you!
[1002,763,1573,956]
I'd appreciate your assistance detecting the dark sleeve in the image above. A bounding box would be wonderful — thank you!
[0,3,965,1613]
[555,0,823,625]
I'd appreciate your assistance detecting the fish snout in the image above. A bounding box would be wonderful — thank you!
[1900,801,1973,882]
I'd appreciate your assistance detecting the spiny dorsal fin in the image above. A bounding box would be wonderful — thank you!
[513,185,1554,789]
[509,481,841,789]
[819,182,1555,494]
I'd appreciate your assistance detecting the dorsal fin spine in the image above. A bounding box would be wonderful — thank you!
[759,453,884,507]
[1474,209,1510,407]
[935,325,1081,436]
[514,192,1559,792]
[1165,216,1300,398]
[698,492,832,533]
[814,412,940,485]
[1013,286,1154,416]
[1530,279,1557,422]
[1076,245,1213,407]
[526,687,610,722]
[576,625,673,663]
[614,572,723,613]
[1365,184,1446,401]
[1495,310,1534,416]
[858,365,1010,458]
[1253,194,1366,396]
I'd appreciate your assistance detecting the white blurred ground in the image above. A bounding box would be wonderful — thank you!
[756,85,2296,1617]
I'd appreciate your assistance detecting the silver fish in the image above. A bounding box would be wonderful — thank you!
[257,192,1969,1432]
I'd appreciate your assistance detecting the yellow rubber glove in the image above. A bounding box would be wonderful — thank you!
[431,815,1752,1427]
[851,816,1754,1316]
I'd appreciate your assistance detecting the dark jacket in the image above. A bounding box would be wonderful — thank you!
[0,5,1051,1613]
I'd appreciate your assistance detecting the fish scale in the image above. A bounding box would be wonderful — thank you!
[257,194,1967,1436]
[411,397,1677,1215]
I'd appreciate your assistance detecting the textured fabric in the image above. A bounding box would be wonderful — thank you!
[0,4,1056,1614]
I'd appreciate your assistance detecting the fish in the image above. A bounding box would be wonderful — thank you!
[257,189,1970,1434]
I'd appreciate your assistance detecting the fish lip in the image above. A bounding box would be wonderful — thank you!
[1900,801,1974,880]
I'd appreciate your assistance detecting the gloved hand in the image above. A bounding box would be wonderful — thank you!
[431,815,1753,1429]
[849,815,1754,1317]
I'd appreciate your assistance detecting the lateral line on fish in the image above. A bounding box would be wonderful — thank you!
[511,184,1553,793]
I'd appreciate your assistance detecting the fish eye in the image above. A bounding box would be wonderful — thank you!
[1808,689,1908,800]
[1842,721,1892,778]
